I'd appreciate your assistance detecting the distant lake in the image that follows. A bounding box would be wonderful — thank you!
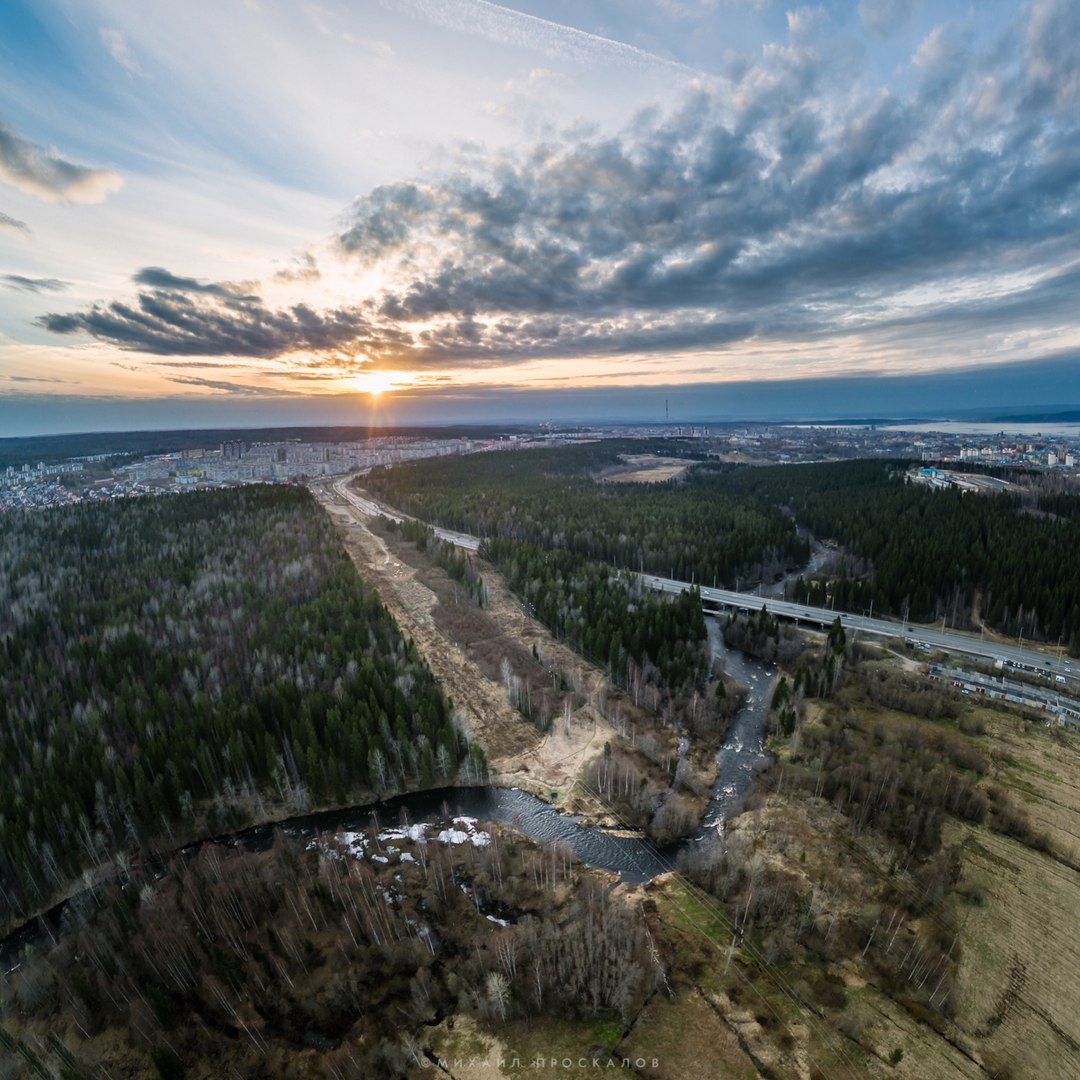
[881,422,1080,439]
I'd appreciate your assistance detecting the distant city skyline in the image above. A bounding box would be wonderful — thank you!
[2,1,1079,435]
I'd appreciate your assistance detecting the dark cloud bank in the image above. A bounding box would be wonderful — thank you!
[41,271,376,358]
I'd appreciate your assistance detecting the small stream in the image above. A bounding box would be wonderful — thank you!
[1,622,775,974]
[758,537,835,599]
[695,618,777,836]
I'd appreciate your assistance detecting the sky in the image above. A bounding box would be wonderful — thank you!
[1,0,1079,435]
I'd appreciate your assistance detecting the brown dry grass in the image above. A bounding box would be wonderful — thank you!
[604,455,690,484]
[619,982,762,1079]
[676,691,1080,1080]
[652,790,990,1079]
[422,1014,508,1079]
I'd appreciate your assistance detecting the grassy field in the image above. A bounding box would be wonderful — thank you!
[978,709,1080,863]
[943,705,1080,1079]
[415,640,1080,1080]
[619,686,1080,1080]
[418,655,1080,1080]
[948,822,1080,1078]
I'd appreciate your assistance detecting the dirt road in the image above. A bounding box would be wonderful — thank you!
[319,488,623,804]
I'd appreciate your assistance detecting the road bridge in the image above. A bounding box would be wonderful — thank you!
[644,574,1075,685]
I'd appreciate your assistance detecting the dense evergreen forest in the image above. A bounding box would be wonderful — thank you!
[693,460,1080,651]
[364,442,763,706]
[367,446,1080,651]
[486,538,708,692]
[0,486,475,930]
[365,441,809,586]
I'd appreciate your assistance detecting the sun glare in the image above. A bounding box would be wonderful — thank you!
[349,369,415,397]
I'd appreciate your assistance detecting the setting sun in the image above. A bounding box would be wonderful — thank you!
[348,369,415,397]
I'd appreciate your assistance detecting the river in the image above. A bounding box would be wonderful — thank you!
[1,622,773,974]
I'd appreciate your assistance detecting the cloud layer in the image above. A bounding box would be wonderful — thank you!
[40,268,374,358]
[34,0,1080,381]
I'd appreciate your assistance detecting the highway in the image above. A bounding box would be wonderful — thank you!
[643,573,1075,681]
[431,525,480,552]
[323,475,482,551]
[315,473,1073,683]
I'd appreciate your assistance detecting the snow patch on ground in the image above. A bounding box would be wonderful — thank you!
[312,816,492,863]
[436,817,492,847]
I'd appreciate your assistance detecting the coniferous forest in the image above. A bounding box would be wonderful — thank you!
[484,537,709,691]
[364,442,803,704]
[366,441,809,587]
[368,447,1080,652]
[694,460,1080,650]
[0,486,470,930]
